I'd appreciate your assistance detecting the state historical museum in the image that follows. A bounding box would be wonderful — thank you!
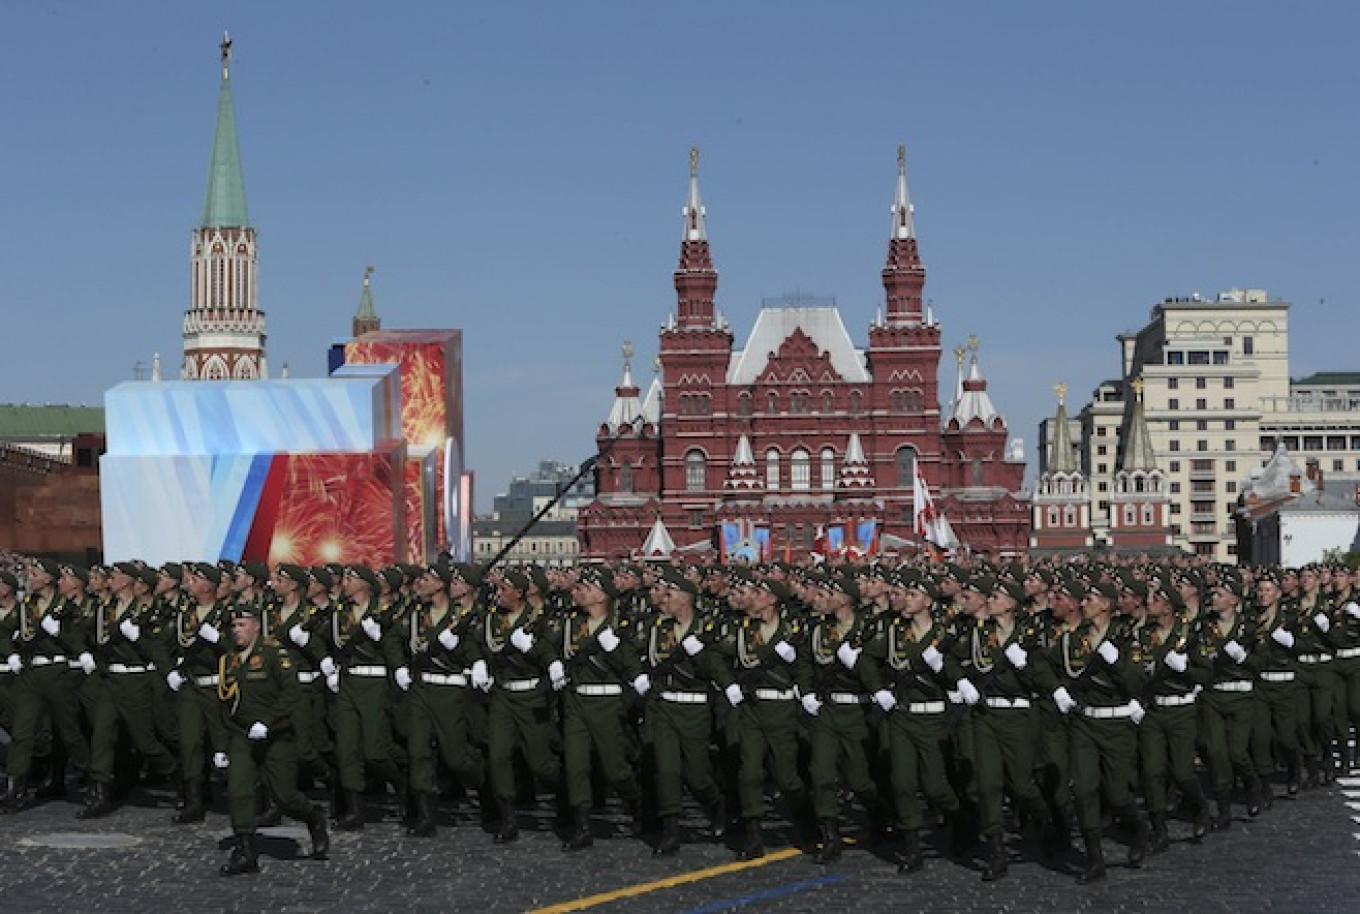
[578,148,1030,561]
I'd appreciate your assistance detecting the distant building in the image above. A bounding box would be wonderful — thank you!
[578,148,1029,560]
[0,405,105,559]
[1236,445,1360,565]
[471,460,594,566]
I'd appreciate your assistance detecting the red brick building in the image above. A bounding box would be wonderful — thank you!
[578,148,1029,560]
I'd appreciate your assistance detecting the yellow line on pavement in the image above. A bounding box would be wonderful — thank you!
[527,847,804,914]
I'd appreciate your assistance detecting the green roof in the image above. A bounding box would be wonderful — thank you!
[201,74,250,228]
[1293,372,1360,387]
[0,405,105,439]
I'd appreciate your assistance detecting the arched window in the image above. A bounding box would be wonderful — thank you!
[791,449,811,491]
[895,446,917,488]
[1124,505,1137,525]
[821,390,833,413]
[766,449,780,491]
[619,460,634,494]
[820,447,836,490]
[685,450,706,492]
[849,390,862,414]
[767,391,778,413]
[971,458,984,487]
[1048,506,1060,527]
[1064,506,1077,526]
[738,391,752,416]
[1142,504,1155,525]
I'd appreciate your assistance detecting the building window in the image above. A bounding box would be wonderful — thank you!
[1170,482,1181,494]
[1195,399,1207,410]
[791,449,811,491]
[1196,440,1208,452]
[1142,505,1155,525]
[821,390,833,413]
[1224,398,1235,410]
[1224,377,1234,389]
[891,390,907,412]
[972,458,984,487]
[1167,378,1179,390]
[1196,377,1207,390]
[821,447,836,490]
[685,449,706,492]
[1168,398,1179,411]
[1213,351,1229,365]
[1063,506,1076,526]
[1169,461,1180,472]
[1226,481,1238,493]
[1098,482,1108,493]
[1225,439,1236,451]
[1167,351,1184,365]
[849,390,862,414]
[766,449,780,490]
[1169,420,1179,431]
[1097,463,1108,474]
[1196,420,1208,431]
[1170,503,1180,515]
[1225,460,1235,471]
[1169,440,1180,452]
[738,392,752,416]
[767,392,778,413]
[1243,337,1254,355]
[619,461,633,493]
[1189,351,1210,366]
[1047,507,1060,527]
[687,510,705,529]
[1097,426,1107,436]
[1224,419,1235,430]
[895,447,916,488]
[1333,459,1344,472]
[790,391,809,414]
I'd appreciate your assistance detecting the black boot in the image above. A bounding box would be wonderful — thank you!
[741,817,765,860]
[980,832,1008,882]
[1302,756,1321,791]
[172,780,206,824]
[706,794,728,840]
[1148,813,1169,855]
[1246,774,1263,817]
[1287,752,1302,795]
[257,788,283,829]
[1,774,30,815]
[1214,795,1232,831]
[1077,829,1106,884]
[307,804,330,859]
[219,833,260,877]
[335,790,364,831]
[816,818,842,864]
[562,805,593,851]
[1258,778,1274,812]
[654,815,681,856]
[493,797,519,844]
[950,804,978,858]
[76,780,114,820]
[1042,813,1071,858]
[621,793,643,838]
[896,828,924,874]
[407,791,437,838]
[1191,798,1211,842]
[1123,809,1148,867]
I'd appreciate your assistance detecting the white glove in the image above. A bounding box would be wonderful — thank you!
[510,627,534,653]
[1346,601,1360,620]
[6,653,21,673]
[681,634,704,656]
[1224,640,1247,664]
[957,678,981,706]
[1004,643,1028,670]
[360,616,382,641]
[773,640,796,663]
[438,629,459,650]
[1312,612,1330,634]
[1129,700,1146,725]
[837,641,861,670]
[289,624,310,648]
[119,618,141,642]
[212,751,230,769]
[1270,628,1295,649]
[394,666,412,691]
[1053,686,1077,714]
[725,683,745,707]
[40,615,60,636]
[471,659,492,691]
[597,627,621,653]
[873,689,897,712]
[1097,640,1119,665]
[922,644,944,673]
[167,670,184,692]
[326,672,341,693]
[800,693,823,716]
[248,722,268,740]
[1164,650,1188,673]
[319,656,337,677]
[198,621,220,644]
[548,660,567,691]
[79,652,96,675]
[632,673,651,697]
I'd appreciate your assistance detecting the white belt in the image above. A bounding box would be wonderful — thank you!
[946,690,962,704]
[194,674,220,687]
[660,690,708,704]
[67,659,84,670]
[907,701,947,714]
[754,688,796,701]
[575,683,624,697]
[1337,647,1360,659]
[1259,671,1296,682]
[501,677,541,692]
[422,671,469,687]
[29,655,68,667]
[348,665,388,678]
[1213,680,1253,692]
[1297,654,1332,664]
[828,692,869,705]
[985,696,1031,709]
[1153,693,1197,707]
[1082,704,1134,719]
[107,663,150,674]
[297,671,320,684]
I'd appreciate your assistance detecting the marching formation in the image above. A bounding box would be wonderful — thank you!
[1,554,1357,882]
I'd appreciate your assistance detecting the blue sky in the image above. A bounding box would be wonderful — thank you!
[3,3,1358,511]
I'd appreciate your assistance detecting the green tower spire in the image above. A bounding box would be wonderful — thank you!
[201,32,249,229]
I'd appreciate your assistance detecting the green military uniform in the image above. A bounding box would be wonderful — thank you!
[1195,601,1263,827]
[167,592,231,822]
[267,583,334,786]
[1290,585,1340,784]
[1330,584,1360,772]
[1247,597,1303,793]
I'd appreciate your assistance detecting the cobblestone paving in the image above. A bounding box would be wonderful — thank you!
[0,779,1357,913]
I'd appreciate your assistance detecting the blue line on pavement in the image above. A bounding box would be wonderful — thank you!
[677,872,851,913]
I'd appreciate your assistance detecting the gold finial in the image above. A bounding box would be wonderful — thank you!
[1131,377,1144,400]
[953,345,966,366]
[364,265,375,287]
[1055,382,1068,405]
[897,143,906,173]
[689,147,699,178]
[220,31,232,80]
[622,339,634,364]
